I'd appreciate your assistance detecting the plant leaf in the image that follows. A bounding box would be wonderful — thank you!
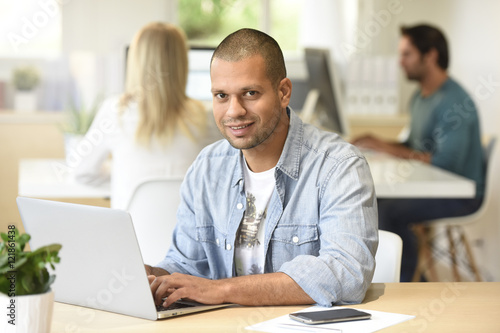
[0,231,61,296]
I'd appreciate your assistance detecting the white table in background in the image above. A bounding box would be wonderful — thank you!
[18,158,110,199]
[18,156,475,200]
[365,152,476,198]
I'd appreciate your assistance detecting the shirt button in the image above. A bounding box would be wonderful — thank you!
[292,236,299,243]
[216,239,220,246]
[237,203,244,210]
[226,244,232,251]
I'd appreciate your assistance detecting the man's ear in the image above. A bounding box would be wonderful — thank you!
[278,78,292,108]
[424,48,439,66]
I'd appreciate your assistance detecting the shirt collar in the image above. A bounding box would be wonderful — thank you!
[275,107,302,181]
[231,106,303,187]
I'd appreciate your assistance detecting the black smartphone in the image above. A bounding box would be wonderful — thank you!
[289,308,371,325]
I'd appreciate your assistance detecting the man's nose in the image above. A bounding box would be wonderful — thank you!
[226,96,247,118]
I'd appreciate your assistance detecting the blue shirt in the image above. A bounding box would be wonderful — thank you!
[406,77,485,197]
[157,109,378,306]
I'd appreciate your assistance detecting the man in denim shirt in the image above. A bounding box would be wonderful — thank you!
[146,28,378,308]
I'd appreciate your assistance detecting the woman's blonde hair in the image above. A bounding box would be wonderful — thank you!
[120,22,206,146]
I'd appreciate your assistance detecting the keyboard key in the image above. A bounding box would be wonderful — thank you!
[156,302,196,312]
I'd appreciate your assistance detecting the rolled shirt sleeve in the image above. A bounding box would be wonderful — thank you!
[278,155,378,306]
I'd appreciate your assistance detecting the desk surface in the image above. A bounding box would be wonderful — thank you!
[18,158,110,199]
[19,156,475,200]
[365,152,476,198]
[51,282,500,332]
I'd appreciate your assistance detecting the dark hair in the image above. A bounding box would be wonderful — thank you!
[211,28,286,88]
[400,24,449,70]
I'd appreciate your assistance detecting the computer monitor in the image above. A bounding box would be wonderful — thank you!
[302,48,348,137]
[186,47,215,102]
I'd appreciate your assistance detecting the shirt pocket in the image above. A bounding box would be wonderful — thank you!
[196,225,226,248]
[270,224,320,268]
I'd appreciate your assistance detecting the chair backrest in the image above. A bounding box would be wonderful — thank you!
[483,136,496,185]
[372,230,403,283]
[483,136,497,167]
[125,177,183,265]
[477,136,497,214]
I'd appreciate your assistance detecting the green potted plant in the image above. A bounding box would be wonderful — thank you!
[0,228,61,333]
[11,66,40,112]
[59,95,103,166]
[59,96,102,136]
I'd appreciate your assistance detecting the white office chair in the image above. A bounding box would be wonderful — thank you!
[125,177,184,266]
[372,230,403,283]
[412,136,497,282]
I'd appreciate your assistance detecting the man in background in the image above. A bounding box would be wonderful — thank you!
[352,24,484,281]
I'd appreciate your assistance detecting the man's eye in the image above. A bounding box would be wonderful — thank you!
[216,93,227,99]
[245,91,257,97]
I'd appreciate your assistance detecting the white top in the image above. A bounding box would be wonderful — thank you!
[73,96,221,209]
[234,159,275,276]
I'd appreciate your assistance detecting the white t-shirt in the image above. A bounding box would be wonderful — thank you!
[234,158,276,276]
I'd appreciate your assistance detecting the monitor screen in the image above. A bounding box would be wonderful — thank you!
[303,48,348,136]
[186,47,215,102]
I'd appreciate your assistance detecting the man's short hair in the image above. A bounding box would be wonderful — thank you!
[211,28,286,88]
[400,24,449,70]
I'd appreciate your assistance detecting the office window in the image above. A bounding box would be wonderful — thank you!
[0,0,62,58]
[269,0,303,51]
[178,0,304,50]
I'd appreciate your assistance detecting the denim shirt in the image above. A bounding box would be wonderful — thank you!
[157,108,378,306]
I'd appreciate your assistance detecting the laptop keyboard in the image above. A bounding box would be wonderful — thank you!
[156,302,196,312]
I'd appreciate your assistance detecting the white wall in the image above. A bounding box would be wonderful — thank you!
[61,0,175,54]
[446,0,500,281]
[61,0,175,105]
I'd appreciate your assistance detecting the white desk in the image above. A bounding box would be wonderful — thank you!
[365,152,476,198]
[18,156,475,200]
[18,158,110,199]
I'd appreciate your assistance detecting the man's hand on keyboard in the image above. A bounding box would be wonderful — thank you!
[149,273,226,308]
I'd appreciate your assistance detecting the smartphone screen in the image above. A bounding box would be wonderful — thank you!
[289,308,371,325]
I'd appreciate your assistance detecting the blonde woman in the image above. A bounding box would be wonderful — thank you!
[74,22,220,209]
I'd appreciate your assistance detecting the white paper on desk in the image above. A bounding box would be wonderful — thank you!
[246,306,415,333]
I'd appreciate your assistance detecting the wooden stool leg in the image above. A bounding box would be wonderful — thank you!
[446,226,461,281]
[423,226,439,282]
[458,227,482,281]
[411,224,426,282]
[412,225,439,282]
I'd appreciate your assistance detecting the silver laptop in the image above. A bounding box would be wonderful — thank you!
[17,196,231,320]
